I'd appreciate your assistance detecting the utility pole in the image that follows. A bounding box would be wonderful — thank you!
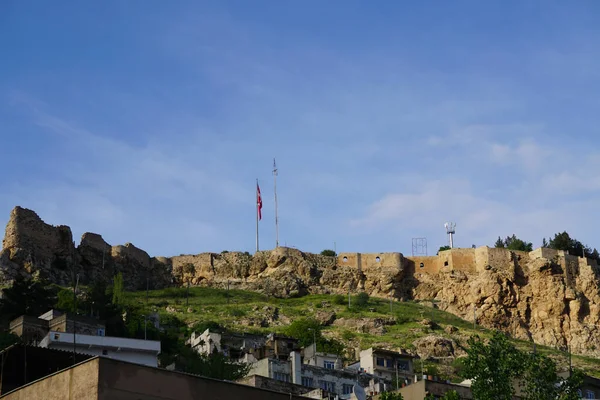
[146,275,149,306]
[348,289,351,309]
[473,304,476,330]
[73,273,79,365]
[273,158,279,248]
[186,279,190,307]
[256,179,261,252]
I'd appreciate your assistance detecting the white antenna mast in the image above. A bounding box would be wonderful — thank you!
[445,222,456,248]
[273,158,279,248]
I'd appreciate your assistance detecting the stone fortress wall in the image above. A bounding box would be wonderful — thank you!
[336,245,598,276]
[2,206,598,289]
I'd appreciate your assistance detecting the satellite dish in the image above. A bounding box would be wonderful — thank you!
[353,385,367,400]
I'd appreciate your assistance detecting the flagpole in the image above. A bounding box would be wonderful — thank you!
[256,179,259,253]
[273,158,279,248]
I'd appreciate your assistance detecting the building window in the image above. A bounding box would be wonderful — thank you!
[319,380,336,392]
[324,361,335,369]
[386,359,393,368]
[343,256,348,262]
[375,256,380,262]
[397,360,410,371]
[586,390,595,399]
[302,377,314,387]
[376,357,385,366]
[97,328,105,337]
[419,263,424,268]
[274,372,290,382]
[444,261,449,266]
[343,384,354,395]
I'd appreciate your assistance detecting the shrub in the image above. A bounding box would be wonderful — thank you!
[355,292,369,307]
[192,320,224,334]
[333,294,345,305]
[229,308,246,317]
[320,249,336,257]
[341,330,355,341]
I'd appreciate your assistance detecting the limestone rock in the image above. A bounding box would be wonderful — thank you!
[4,206,600,358]
[315,310,337,326]
[413,335,460,359]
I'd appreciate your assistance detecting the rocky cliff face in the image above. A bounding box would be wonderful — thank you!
[0,207,172,289]
[2,206,600,357]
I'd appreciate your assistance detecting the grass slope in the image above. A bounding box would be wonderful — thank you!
[125,287,600,380]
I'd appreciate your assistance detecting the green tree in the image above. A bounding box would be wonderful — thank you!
[112,272,125,306]
[320,249,336,257]
[462,332,524,400]
[355,292,369,307]
[177,347,250,380]
[284,318,344,355]
[496,234,533,252]
[441,391,460,400]
[380,392,404,400]
[0,276,55,323]
[519,350,584,400]
[495,236,505,248]
[332,294,345,305]
[548,231,599,261]
[0,332,19,351]
[438,245,451,254]
[425,393,460,400]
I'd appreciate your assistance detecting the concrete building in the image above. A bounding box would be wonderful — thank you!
[187,329,298,363]
[9,309,106,344]
[250,351,390,399]
[394,379,473,399]
[304,343,343,370]
[39,330,161,367]
[359,348,415,385]
[9,309,161,367]
[0,356,311,400]
[238,375,327,399]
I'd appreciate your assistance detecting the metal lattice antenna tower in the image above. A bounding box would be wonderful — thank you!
[273,158,279,248]
[412,238,428,256]
[445,222,456,248]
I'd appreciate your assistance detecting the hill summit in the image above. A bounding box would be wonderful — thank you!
[1,206,600,357]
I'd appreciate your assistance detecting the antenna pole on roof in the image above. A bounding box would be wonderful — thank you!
[73,273,79,365]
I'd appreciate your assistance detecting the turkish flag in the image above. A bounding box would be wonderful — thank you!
[257,183,262,220]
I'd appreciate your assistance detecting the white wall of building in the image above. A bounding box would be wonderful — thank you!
[40,331,160,367]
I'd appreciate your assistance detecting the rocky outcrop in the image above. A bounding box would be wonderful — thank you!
[3,206,600,357]
[412,335,463,360]
[0,207,171,289]
[1,207,76,285]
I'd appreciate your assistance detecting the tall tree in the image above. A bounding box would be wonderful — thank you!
[504,234,533,252]
[0,276,55,323]
[548,231,599,261]
[463,331,584,400]
[112,272,125,306]
[494,235,533,252]
[462,332,524,400]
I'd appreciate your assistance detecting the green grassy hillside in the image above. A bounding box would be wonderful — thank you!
[125,287,600,381]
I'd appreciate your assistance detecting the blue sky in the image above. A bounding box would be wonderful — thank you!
[1,1,600,257]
